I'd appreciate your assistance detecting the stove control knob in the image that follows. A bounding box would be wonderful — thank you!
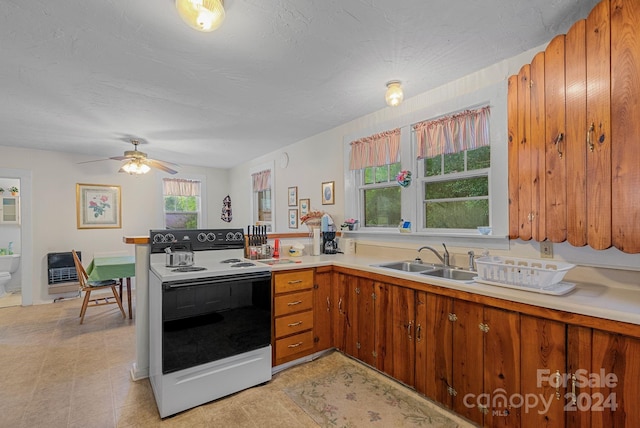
[226,232,234,241]
[207,233,216,241]
[234,232,243,241]
[165,233,175,243]
[153,234,165,243]
[197,233,207,242]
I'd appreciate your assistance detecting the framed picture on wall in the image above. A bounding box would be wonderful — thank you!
[288,209,298,229]
[288,186,298,206]
[299,198,310,217]
[76,183,122,229]
[321,181,335,205]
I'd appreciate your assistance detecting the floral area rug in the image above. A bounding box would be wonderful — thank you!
[284,353,468,428]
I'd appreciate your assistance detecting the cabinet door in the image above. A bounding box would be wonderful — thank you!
[386,285,415,387]
[517,64,533,240]
[586,0,612,250]
[591,330,640,427]
[452,300,484,425]
[313,267,332,352]
[521,315,567,428]
[565,19,588,248]
[508,75,520,239]
[544,34,567,243]
[530,51,546,242]
[483,307,521,427]
[0,197,19,224]
[425,294,454,408]
[355,278,376,367]
[414,290,428,395]
[611,0,640,253]
[567,325,592,428]
[332,273,352,354]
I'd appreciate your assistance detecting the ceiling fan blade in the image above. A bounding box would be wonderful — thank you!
[110,155,130,161]
[77,158,110,164]
[146,159,178,175]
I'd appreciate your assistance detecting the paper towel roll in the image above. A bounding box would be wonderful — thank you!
[312,228,321,256]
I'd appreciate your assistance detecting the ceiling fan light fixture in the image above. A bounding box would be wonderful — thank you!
[385,80,404,107]
[121,159,151,175]
[176,0,225,32]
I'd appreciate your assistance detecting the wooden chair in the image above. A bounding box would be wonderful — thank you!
[72,250,126,324]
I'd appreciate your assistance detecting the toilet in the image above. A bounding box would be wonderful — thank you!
[0,254,20,297]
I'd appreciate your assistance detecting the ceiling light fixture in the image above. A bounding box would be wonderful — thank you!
[176,0,226,32]
[121,159,151,175]
[385,80,404,107]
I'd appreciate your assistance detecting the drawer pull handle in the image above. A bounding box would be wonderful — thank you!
[287,321,303,327]
[288,342,303,348]
[287,300,302,306]
[287,280,303,284]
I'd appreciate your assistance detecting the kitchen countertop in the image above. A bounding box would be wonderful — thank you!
[263,253,640,326]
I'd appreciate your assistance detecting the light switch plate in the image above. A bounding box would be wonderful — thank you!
[540,241,554,258]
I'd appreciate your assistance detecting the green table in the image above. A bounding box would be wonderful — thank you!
[86,256,135,319]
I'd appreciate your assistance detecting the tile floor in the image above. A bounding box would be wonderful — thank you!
[0,295,473,428]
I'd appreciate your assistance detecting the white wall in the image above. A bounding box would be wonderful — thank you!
[0,146,235,304]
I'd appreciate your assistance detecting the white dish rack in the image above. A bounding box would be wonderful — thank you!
[474,256,576,295]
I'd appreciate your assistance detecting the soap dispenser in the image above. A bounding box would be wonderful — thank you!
[7,242,13,255]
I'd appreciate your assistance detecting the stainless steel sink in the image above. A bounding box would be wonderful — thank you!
[374,261,442,273]
[420,268,477,281]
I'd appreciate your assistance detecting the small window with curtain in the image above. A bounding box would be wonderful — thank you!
[163,178,201,229]
[251,169,272,230]
[414,106,491,230]
[350,128,402,228]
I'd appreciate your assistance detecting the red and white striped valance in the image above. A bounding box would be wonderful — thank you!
[251,169,271,192]
[349,128,401,170]
[413,106,490,159]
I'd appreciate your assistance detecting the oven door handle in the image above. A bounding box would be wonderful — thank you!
[163,271,272,289]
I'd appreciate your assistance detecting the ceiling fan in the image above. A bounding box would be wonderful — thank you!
[80,139,178,175]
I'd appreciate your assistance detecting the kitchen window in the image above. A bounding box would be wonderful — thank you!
[359,163,402,227]
[163,178,201,229]
[251,166,273,231]
[420,147,490,230]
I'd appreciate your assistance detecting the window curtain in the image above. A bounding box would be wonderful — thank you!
[163,178,201,196]
[251,169,271,192]
[413,105,490,159]
[349,128,401,170]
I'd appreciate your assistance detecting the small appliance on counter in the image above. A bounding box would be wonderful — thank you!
[322,231,338,254]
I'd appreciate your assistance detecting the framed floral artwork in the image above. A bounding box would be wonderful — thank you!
[288,209,298,229]
[288,186,298,206]
[76,183,122,229]
[321,181,335,205]
[299,198,310,217]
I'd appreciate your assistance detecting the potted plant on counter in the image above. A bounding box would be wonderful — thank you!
[9,186,18,196]
[0,187,4,195]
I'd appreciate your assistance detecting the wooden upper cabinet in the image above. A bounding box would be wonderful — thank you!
[611,0,640,253]
[565,19,588,248]
[545,35,567,243]
[586,0,612,250]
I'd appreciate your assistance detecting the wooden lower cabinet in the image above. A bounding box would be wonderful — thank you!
[313,266,333,352]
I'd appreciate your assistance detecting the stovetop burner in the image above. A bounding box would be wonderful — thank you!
[221,258,243,263]
[230,262,256,268]
[171,266,207,272]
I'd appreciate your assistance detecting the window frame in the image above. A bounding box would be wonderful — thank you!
[159,175,206,230]
[356,163,403,229]
[249,161,275,232]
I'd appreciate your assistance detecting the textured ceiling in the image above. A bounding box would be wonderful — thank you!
[0,0,599,169]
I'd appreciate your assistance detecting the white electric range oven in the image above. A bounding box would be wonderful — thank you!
[148,228,272,418]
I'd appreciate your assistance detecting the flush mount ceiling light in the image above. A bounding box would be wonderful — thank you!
[121,159,151,175]
[176,0,226,32]
[385,80,404,107]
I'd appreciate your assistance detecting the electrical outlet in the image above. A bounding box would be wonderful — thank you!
[540,241,554,258]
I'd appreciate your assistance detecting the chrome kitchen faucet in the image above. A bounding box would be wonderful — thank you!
[415,243,450,266]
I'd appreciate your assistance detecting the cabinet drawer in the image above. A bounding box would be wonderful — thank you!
[274,290,313,316]
[275,310,314,339]
[274,270,314,293]
[275,330,314,360]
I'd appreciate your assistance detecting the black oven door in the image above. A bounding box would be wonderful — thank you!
[161,271,271,374]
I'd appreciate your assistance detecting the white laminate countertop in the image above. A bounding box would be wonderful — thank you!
[263,253,640,326]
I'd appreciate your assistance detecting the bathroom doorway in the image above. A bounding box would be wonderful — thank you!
[0,169,32,307]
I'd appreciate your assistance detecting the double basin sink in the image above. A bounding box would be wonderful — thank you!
[372,260,477,282]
